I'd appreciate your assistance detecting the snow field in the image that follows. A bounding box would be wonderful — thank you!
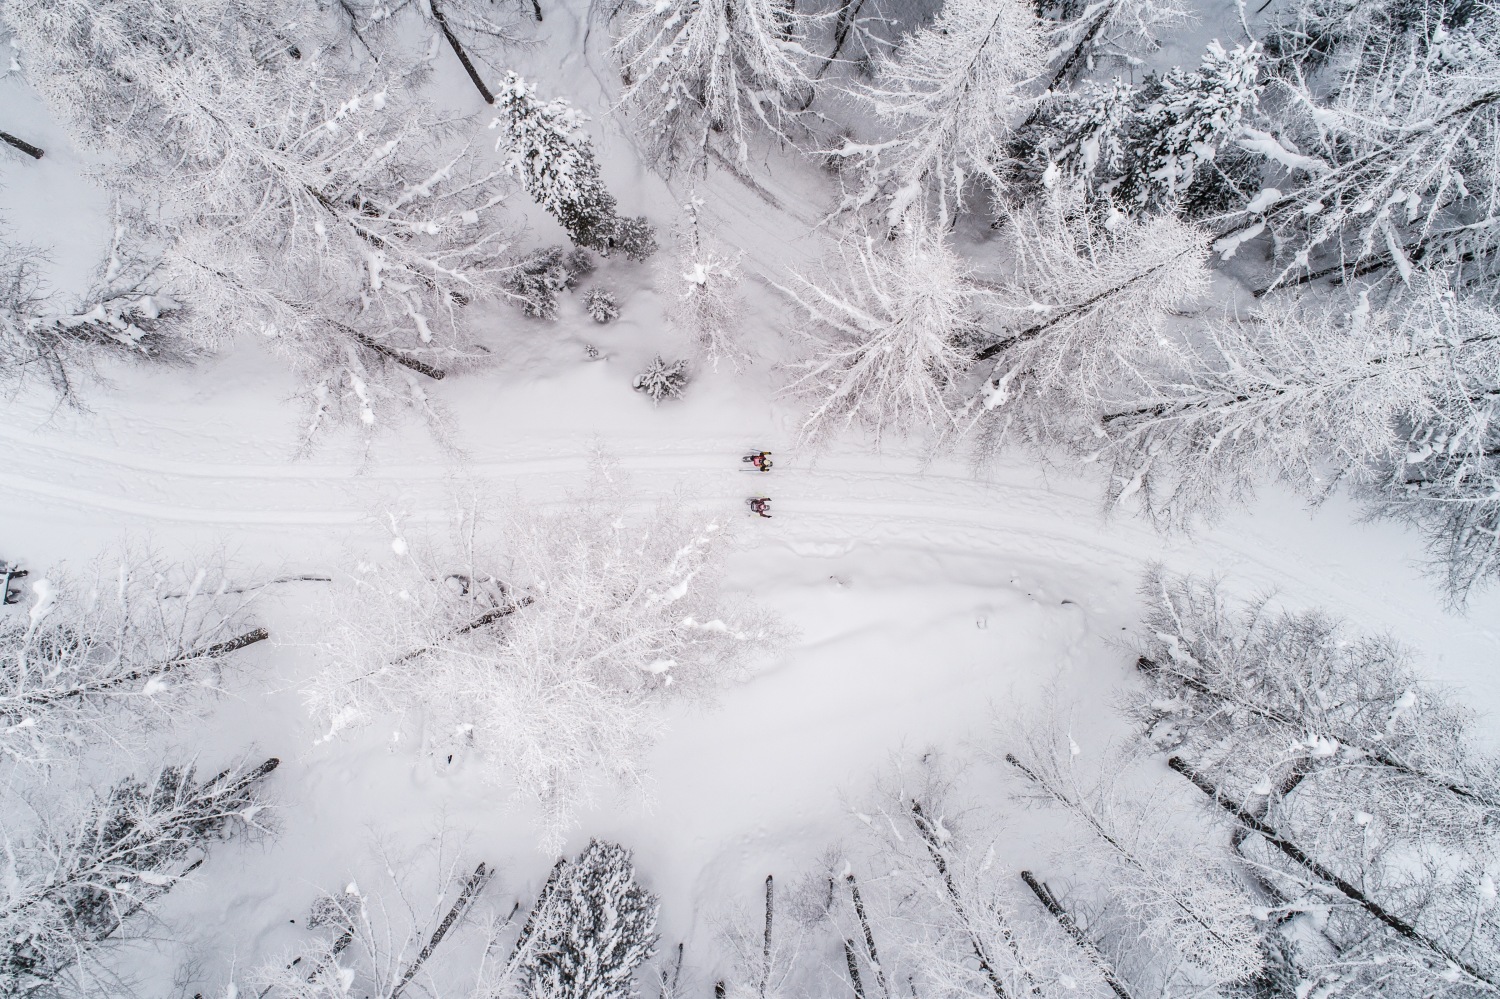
[3,0,1500,994]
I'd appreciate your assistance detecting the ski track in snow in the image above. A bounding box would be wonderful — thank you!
[4,413,1490,670]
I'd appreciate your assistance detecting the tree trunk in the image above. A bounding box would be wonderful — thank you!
[343,327,448,380]
[1167,755,1498,989]
[660,942,684,999]
[974,253,1186,363]
[509,858,568,970]
[845,873,890,999]
[28,628,271,708]
[1019,871,1132,999]
[1041,3,1112,96]
[803,0,869,103]
[761,875,774,999]
[844,939,868,999]
[428,0,496,104]
[383,595,536,670]
[1,130,44,159]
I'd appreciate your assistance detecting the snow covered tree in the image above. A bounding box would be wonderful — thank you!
[1040,41,1261,215]
[1093,283,1435,527]
[780,211,980,444]
[511,840,658,999]
[612,0,811,172]
[503,246,595,320]
[969,199,1210,452]
[1,553,267,765]
[836,0,1046,226]
[1094,277,1500,598]
[247,849,494,999]
[5,0,519,436]
[667,197,745,369]
[1243,10,1500,291]
[1370,341,1500,600]
[492,73,651,256]
[0,756,278,995]
[1134,570,1500,998]
[306,485,779,852]
[1003,731,1267,997]
[1134,569,1500,829]
[841,757,1112,999]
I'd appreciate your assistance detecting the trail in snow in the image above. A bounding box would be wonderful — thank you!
[5,409,1496,696]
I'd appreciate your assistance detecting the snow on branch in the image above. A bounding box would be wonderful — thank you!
[968,200,1210,453]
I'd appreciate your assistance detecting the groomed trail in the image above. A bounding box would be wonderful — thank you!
[3,383,1495,691]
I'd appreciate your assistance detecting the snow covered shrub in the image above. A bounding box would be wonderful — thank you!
[0,553,266,764]
[510,840,658,999]
[970,198,1210,451]
[1040,41,1261,215]
[612,0,810,171]
[493,73,631,254]
[308,488,778,851]
[667,199,745,369]
[584,287,620,324]
[1003,728,1267,997]
[1133,569,1500,998]
[834,0,1046,225]
[504,246,595,320]
[633,355,690,405]
[0,756,278,995]
[5,0,517,437]
[781,211,978,444]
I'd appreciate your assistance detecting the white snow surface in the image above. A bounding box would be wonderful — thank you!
[2,1,1499,995]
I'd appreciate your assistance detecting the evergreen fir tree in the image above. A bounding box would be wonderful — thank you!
[1118,40,1260,210]
[518,840,659,999]
[1043,41,1261,213]
[584,288,619,324]
[493,73,624,254]
[633,355,690,404]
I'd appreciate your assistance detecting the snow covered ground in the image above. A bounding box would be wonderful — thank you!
[3,1,1498,995]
